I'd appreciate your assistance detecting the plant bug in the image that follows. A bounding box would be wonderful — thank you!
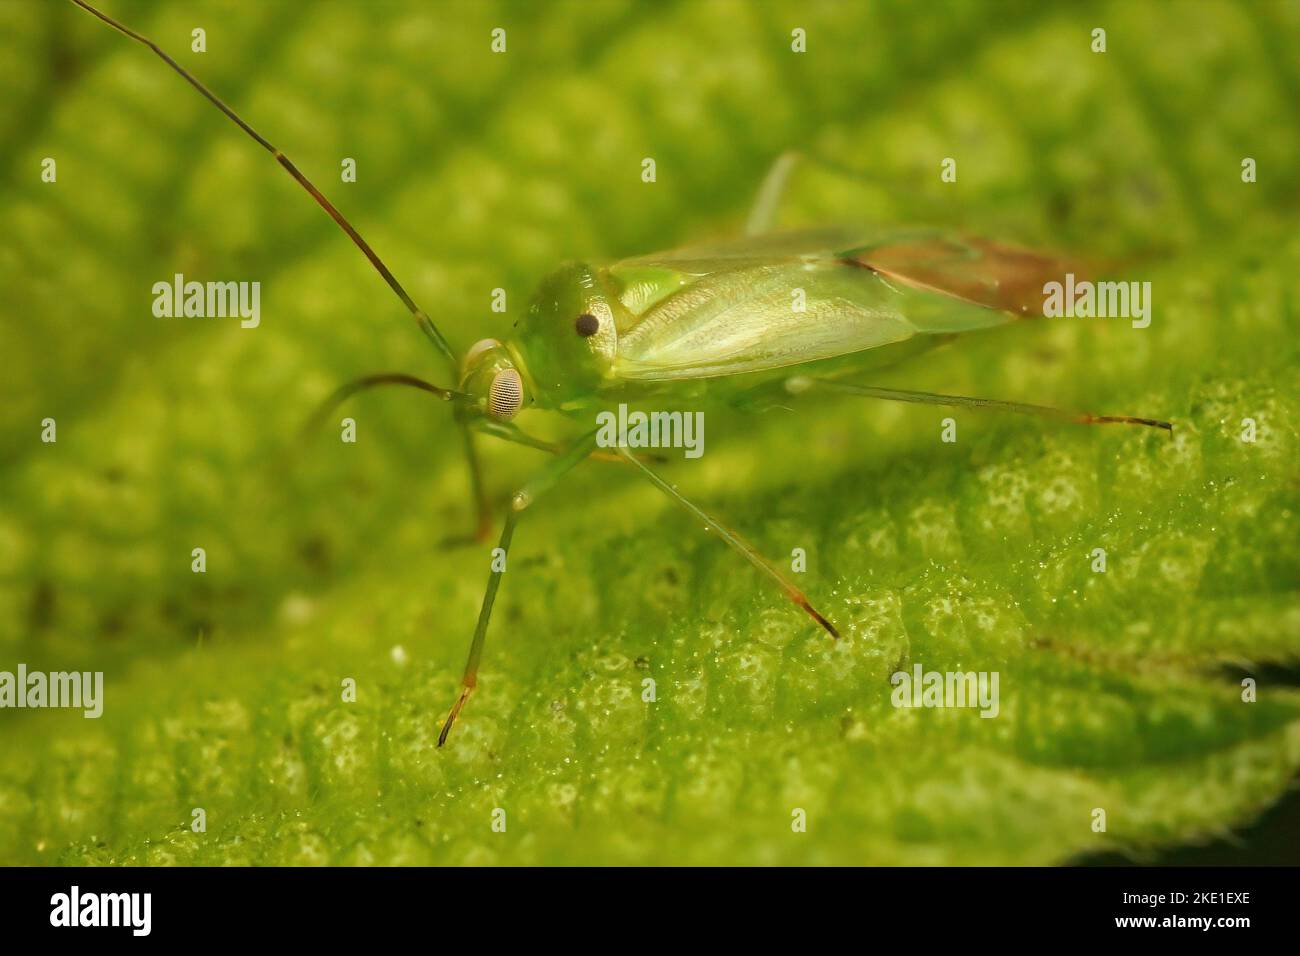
[71,0,1171,747]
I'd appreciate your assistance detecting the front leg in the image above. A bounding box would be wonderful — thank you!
[438,429,600,746]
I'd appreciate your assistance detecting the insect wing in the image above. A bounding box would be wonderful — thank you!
[611,226,863,275]
[841,233,1077,319]
[609,229,1072,381]
[613,264,920,382]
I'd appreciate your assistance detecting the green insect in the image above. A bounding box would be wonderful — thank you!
[74,0,1170,746]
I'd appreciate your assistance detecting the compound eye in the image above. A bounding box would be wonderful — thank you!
[575,313,600,337]
[488,368,523,420]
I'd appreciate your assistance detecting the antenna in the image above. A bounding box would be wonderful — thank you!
[69,0,457,369]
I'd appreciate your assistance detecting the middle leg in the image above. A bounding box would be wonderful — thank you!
[616,446,838,637]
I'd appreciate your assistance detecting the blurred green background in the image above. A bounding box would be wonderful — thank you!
[1,0,1298,865]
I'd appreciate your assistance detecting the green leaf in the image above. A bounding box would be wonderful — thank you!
[1,0,1298,865]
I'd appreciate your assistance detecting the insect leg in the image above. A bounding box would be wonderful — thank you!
[745,151,803,235]
[459,427,493,541]
[746,151,895,236]
[789,378,1172,432]
[474,419,667,464]
[615,448,839,638]
[438,430,600,747]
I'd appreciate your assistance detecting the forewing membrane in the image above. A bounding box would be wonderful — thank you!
[842,233,1076,318]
